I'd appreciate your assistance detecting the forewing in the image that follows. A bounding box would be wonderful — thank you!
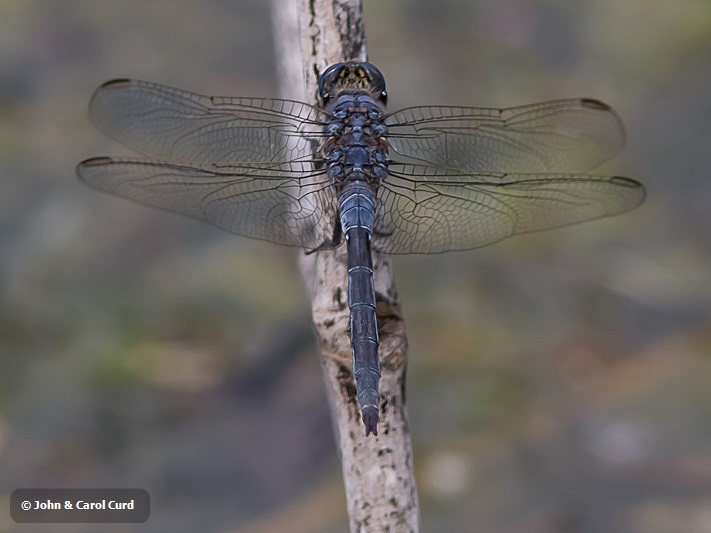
[76,157,336,250]
[372,165,645,254]
[385,99,626,174]
[88,79,326,163]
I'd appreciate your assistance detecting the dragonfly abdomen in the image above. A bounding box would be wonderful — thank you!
[337,181,381,435]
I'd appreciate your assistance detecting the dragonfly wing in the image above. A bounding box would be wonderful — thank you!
[76,157,337,250]
[372,165,645,254]
[88,79,326,163]
[385,99,626,174]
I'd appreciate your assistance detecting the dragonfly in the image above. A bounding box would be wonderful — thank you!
[77,62,645,436]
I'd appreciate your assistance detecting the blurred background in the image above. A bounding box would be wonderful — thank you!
[1,0,710,531]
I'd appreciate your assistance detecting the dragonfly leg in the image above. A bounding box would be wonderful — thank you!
[305,216,343,254]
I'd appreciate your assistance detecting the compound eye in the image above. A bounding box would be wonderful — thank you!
[318,62,347,100]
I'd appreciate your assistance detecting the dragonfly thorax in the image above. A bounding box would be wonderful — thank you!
[324,94,389,188]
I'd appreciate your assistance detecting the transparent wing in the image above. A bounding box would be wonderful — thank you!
[76,157,337,250]
[372,165,645,254]
[87,79,327,163]
[385,99,626,174]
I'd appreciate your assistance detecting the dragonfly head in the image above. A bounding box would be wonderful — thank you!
[318,62,387,108]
